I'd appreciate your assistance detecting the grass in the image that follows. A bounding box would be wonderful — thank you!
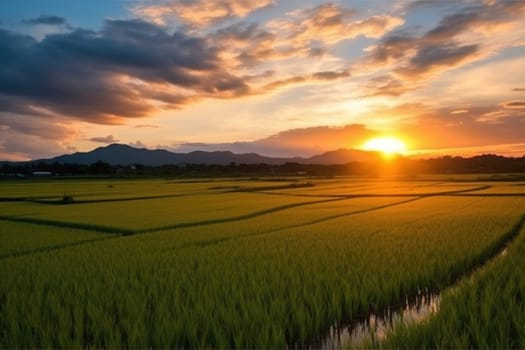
[0,178,524,348]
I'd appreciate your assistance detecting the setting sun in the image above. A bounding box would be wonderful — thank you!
[361,136,407,156]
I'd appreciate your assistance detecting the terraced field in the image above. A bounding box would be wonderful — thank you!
[1,177,524,348]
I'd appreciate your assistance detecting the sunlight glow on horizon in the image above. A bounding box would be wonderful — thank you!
[0,0,524,160]
[361,136,407,157]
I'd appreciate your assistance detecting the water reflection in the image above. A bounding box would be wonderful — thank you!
[316,290,441,349]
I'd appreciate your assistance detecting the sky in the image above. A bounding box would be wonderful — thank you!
[0,0,524,160]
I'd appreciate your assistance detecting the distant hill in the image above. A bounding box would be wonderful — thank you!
[36,143,381,166]
[306,148,383,164]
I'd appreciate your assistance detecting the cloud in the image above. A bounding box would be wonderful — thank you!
[212,22,279,67]
[0,111,75,139]
[268,3,403,48]
[0,131,73,161]
[362,75,414,96]
[450,109,469,114]
[0,19,250,124]
[362,0,525,93]
[89,135,119,144]
[0,115,76,160]
[501,101,525,109]
[513,88,525,92]
[0,13,362,133]
[423,0,525,42]
[24,15,68,26]
[259,69,351,93]
[129,140,148,148]
[387,103,525,149]
[133,0,274,27]
[312,70,351,80]
[134,124,159,128]
[404,0,457,11]
[171,124,376,157]
[396,42,480,79]
[210,3,403,69]
[365,34,418,66]
[279,3,402,42]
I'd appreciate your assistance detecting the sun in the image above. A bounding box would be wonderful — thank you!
[361,136,407,156]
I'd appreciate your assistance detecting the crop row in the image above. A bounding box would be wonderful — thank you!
[1,196,524,347]
[0,220,108,258]
[382,222,525,349]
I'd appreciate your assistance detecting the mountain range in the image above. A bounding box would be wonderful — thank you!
[37,143,383,166]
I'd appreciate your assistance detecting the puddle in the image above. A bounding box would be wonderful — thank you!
[312,290,440,349]
[301,216,523,350]
[310,246,512,349]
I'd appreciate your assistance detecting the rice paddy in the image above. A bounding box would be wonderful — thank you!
[1,176,524,348]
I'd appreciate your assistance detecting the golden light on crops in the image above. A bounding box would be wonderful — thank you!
[361,136,407,156]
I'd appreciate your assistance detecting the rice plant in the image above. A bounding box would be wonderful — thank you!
[0,178,524,348]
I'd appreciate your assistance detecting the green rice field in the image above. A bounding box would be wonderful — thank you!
[1,176,524,348]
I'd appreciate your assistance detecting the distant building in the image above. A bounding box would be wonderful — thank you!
[32,171,52,177]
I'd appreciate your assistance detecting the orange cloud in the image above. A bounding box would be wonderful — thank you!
[379,103,525,150]
[361,75,415,97]
[501,101,525,109]
[268,3,403,47]
[134,124,159,128]
[258,70,350,93]
[133,0,274,27]
[361,0,525,94]
[450,109,469,115]
[170,124,376,157]
[212,3,403,70]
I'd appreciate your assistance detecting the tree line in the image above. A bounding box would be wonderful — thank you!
[1,154,525,178]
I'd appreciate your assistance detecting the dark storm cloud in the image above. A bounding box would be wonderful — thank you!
[0,19,249,123]
[24,15,68,26]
